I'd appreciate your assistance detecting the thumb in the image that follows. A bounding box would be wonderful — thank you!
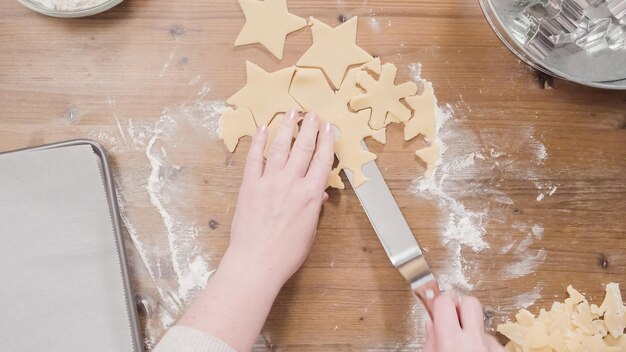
[423,321,437,352]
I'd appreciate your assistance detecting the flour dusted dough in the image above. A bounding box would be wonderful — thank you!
[227,61,301,126]
[234,0,307,59]
[498,283,626,352]
[296,17,372,89]
[350,63,417,130]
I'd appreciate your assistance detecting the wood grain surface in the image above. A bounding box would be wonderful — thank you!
[1,0,625,350]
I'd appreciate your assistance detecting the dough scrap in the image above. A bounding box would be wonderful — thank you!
[289,65,384,189]
[497,283,626,352]
[296,16,373,89]
[218,107,257,152]
[415,141,442,177]
[227,61,302,126]
[234,0,307,59]
[403,80,437,143]
[350,62,417,130]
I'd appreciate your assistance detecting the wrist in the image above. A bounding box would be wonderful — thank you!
[220,247,287,293]
[179,248,284,351]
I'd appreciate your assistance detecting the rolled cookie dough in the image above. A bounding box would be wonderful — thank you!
[234,0,307,59]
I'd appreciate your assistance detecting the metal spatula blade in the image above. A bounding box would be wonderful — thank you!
[344,142,440,318]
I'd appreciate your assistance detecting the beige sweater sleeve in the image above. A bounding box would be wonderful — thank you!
[153,326,237,352]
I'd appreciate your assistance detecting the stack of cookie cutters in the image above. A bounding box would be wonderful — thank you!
[513,0,626,59]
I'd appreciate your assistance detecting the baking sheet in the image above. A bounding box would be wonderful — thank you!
[0,142,140,351]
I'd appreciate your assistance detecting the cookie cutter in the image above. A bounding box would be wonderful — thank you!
[607,0,626,20]
[479,0,626,88]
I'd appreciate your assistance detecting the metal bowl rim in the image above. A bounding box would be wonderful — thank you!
[17,0,124,18]
[478,0,626,90]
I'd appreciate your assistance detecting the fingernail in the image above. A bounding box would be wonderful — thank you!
[288,109,298,121]
[259,125,268,134]
[324,122,331,132]
[307,112,318,122]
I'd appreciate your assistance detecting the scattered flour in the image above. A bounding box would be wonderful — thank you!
[369,16,379,30]
[514,284,543,309]
[146,118,209,301]
[535,182,559,202]
[407,62,550,309]
[90,81,225,348]
[408,64,488,291]
[504,249,547,280]
[159,47,180,78]
[528,129,548,164]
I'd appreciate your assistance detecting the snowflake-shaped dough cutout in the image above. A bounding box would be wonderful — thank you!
[349,63,417,130]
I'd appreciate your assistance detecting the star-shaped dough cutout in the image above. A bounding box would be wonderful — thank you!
[296,16,373,89]
[289,65,385,189]
[403,81,437,143]
[350,63,417,130]
[218,107,257,152]
[227,61,302,126]
[235,0,307,59]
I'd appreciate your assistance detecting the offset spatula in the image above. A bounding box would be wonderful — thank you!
[344,142,440,318]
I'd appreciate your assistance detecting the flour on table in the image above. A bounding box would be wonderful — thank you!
[89,81,224,349]
[407,62,552,306]
[514,284,543,309]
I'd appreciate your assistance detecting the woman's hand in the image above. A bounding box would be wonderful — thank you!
[178,109,334,352]
[226,108,334,288]
[424,294,504,352]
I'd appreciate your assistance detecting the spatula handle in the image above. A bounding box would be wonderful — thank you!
[413,279,440,320]
[398,254,440,320]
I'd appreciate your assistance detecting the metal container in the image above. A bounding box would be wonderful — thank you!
[17,0,123,18]
[0,139,144,351]
[479,0,626,89]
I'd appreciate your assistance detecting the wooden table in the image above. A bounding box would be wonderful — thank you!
[1,0,625,350]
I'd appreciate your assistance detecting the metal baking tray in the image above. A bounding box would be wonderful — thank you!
[0,139,143,351]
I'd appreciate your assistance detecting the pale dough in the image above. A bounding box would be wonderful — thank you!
[403,81,437,143]
[296,16,372,89]
[289,63,385,189]
[234,0,307,59]
[218,107,257,152]
[414,141,441,178]
[220,13,442,188]
[227,61,302,126]
[498,283,626,352]
[350,63,417,130]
